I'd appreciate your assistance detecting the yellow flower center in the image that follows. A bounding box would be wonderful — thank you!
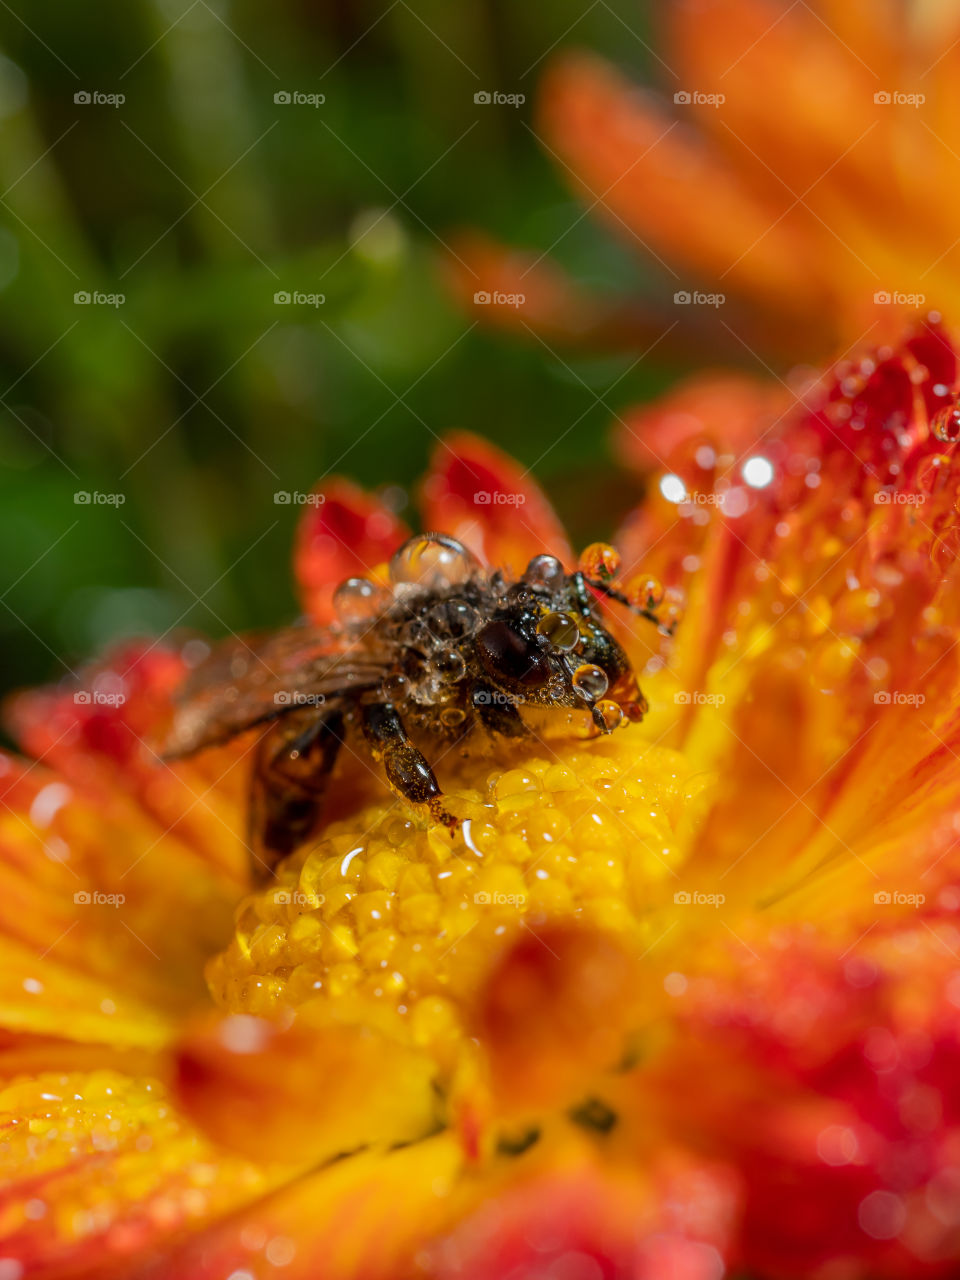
[207,712,709,1083]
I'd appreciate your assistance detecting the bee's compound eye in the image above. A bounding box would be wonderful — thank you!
[333,576,391,627]
[390,534,480,593]
[524,554,565,591]
[476,620,551,688]
[536,610,580,652]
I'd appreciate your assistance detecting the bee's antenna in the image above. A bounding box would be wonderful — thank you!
[584,577,676,636]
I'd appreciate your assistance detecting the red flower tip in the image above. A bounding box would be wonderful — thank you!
[421,431,572,574]
[294,479,410,625]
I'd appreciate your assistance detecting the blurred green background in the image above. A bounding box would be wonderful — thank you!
[0,0,676,701]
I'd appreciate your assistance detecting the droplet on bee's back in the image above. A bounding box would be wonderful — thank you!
[536,611,580,651]
[524,554,565,591]
[333,577,391,627]
[593,699,623,731]
[578,542,621,581]
[572,664,609,701]
[931,405,960,444]
[389,534,480,593]
[435,649,466,682]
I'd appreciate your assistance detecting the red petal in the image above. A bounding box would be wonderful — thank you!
[294,479,410,625]
[420,432,572,574]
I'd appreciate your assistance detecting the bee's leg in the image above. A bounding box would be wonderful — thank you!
[471,681,526,737]
[249,707,345,883]
[359,701,458,831]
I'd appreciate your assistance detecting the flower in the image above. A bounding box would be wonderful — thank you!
[6,328,960,1277]
[447,0,960,360]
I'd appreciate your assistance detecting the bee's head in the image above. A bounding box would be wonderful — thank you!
[473,550,670,733]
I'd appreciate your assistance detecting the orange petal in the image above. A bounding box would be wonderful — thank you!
[538,53,828,330]
[616,371,790,475]
[174,1010,439,1164]
[420,431,572,573]
[470,923,646,1114]
[148,1135,462,1280]
[0,1067,276,1278]
[294,478,410,625]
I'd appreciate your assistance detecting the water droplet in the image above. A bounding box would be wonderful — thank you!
[593,699,623,731]
[389,534,480,593]
[578,542,621,581]
[626,575,664,609]
[440,706,466,728]
[333,577,391,628]
[435,649,466,682]
[572,664,609,701]
[931,405,960,443]
[524,554,565,591]
[536,611,580,651]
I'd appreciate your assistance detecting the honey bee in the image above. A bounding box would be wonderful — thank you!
[164,534,672,882]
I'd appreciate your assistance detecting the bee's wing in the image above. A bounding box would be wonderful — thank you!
[163,626,391,758]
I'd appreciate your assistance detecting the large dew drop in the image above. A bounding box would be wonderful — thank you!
[389,534,480,594]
